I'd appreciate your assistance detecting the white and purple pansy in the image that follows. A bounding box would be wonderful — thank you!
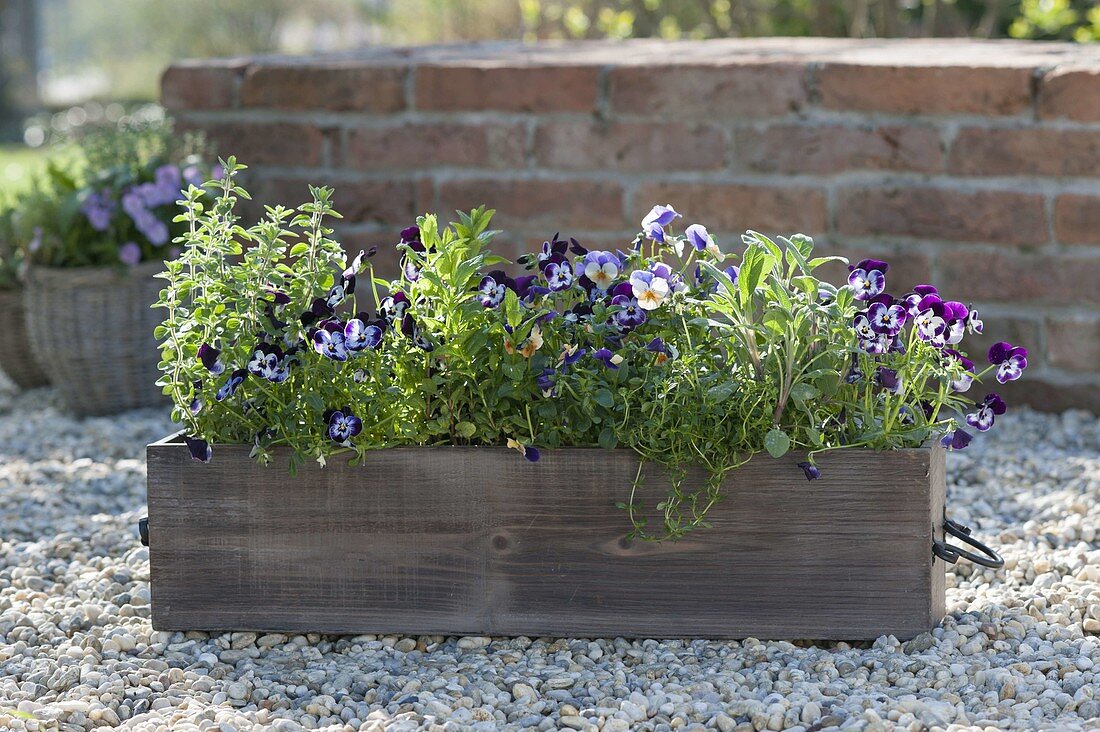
[966,392,1007,432]
[966,306,984,334]
[593,347,623,370]
[313,322,349,361]
[198,343,225,375]
[867,297,908,336]
[537,234,568,265]
[628,268,670,311]
[477,270,515,308]
[610,283,647,330]
[685,223,719,255]
[215,368,247,402]
[912,295,948,347]
[940,428,973,451]
[563,302,593,325]
[189,379,203,415]
[847,258,888,301]
[988,341,1028,383]
[578,250,622,291]
[378,291,410,328]
[543,260,573,292]
[641,204,680,243]
[344,317,384,353]
[325,407,363,444]
[942,348,976,392]
[247,342,289,382]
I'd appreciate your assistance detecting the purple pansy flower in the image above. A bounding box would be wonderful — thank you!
[610,283,647,330]
[940,429,973,451]
[966,392,1007,432]
[988,342,1028,383]
[536,367,557,397]
[641,204,680,243]
[184,435,212,463]
[848,267,886,301]
[867,299,908,336]
[966,306,984,335]
[313,324,349,362]
[544,261,573,292]
[593,348,623,370]
[326,408,363,443]
[247,343,289,382]
[478,270,514,308]
[684,223,713,252]
[81,188,116,231]
[796,461,821,481]
[344,318,384,352]
[401,314,434,351]
[942,349,976,392]
[876,367,903,395]
[197,343,225,375]
[215,369,247,402]
[118,241,141,266]
[378,292,410,328]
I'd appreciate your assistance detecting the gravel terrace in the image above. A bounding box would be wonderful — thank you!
[0,380,1097,732]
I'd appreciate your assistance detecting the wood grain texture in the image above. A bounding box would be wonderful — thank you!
[147,440,946,639]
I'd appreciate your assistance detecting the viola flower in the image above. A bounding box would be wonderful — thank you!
[401,314,435,352]
[646,336,677,365]
[942,349,975,393]
[544,261,573,292]
[859,332,890,355]
[247,342,288,382]
[343,249,367,283]
[685,223,715,253]
[325,408,363,444]
[848,267,885,301]
[593,348,623,370]
[563,302,593,325]
[852,314,874,340]
[845,354,864,384]
[215,369,247,401]
[629,269,670,311]
[610,284,647,331]
[313,325,349,361]
[796,461,820,481]
[519,325,544,359]
[81,188,116,231]
[198,343,225,375]
[966,306,984,335]
[940,429,973,451]
[559,344,587,367]
[867,299,907,336]
[189,380,203,415]
[966,392,1007,432]
[536,234,568,266]
[344,318,384,352]
[641,204,680,243]
[184,436,212,463]
[507,438,540,462]
[536,367,557,397]
[378,292,410,328]
[478,270,514,308]
[299,297,335,327]
[988,342,1028,383]
[579,251,621,291]
[118,241,142,266]
[913,296,948,347]
[876,367,903,395]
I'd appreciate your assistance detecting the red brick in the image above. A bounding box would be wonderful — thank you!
[1054,194,1100,245]
[345,122,525,170]
[184,121,327,168]
[816,64,1032,116]
[1046,316,1100,372]
[533,121,726,172]
[415,65,598,113]
[609,63,807,119]
[835,186,1048,245]
[240,64,407,113]
[437,178,625,231]
[1038,65,1100,122]
[244,177,418,227]
[949,128,1100,177]
[938,251,1100,306]
[737,124,942,174]
[161,64,244,111]
[633,183,826,235]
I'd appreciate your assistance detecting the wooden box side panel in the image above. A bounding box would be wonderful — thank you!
[147,444,942,639]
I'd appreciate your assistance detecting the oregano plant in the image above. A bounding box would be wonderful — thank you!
[156,161,1027,541]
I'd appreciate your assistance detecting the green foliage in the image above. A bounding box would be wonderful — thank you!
[159,168,1002,541]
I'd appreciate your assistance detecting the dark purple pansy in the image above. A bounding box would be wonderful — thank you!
[477,270,514,308]
[867,300,908,336]
[849,258,889,274]
[215,369,247,402]
[848,267,886,301]
[401,314,434,351]
[562,346,586,366]
[198,343,225,375]
[966,392,1007,432]
[300,297,335,327]
[988,342,1028,383]
[544,261,574,292]
[325,407,363,443]
[593,348,622,370]
[378,291,410,328]
[184,435,212,463]
[536,367,557,396]
[265,288,291,306]
[940,429,973,451]
[313,324,349,361]
[876,367,903,395]
[796,461,820,481]
[189,379,203,415]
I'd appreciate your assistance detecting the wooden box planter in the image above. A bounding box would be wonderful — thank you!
[146,435,946,640]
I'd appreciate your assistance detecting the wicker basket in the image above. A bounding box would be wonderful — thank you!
[0,287,50,390]
[25,262,167,416]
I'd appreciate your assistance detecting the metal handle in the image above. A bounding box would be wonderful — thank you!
[932,518,1003,568]
[138,517,149,547]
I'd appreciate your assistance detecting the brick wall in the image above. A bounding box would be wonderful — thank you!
[163,38,1100,412]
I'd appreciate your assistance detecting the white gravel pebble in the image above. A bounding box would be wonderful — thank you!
[0,381,1097,731]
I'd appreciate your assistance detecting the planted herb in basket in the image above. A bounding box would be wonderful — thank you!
[146,158,1019,638]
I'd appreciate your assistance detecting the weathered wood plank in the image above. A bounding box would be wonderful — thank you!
[147,441,945,639]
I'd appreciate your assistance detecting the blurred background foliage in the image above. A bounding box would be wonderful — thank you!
[1,0,1098,181]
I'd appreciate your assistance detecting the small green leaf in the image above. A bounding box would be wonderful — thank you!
[789,383,819,404]
[764,428,790,458]
[706,381,737,403]
[593,389,615,408]
[598,426,618,450]
[456,421,476,438]
[503,288,522,329]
